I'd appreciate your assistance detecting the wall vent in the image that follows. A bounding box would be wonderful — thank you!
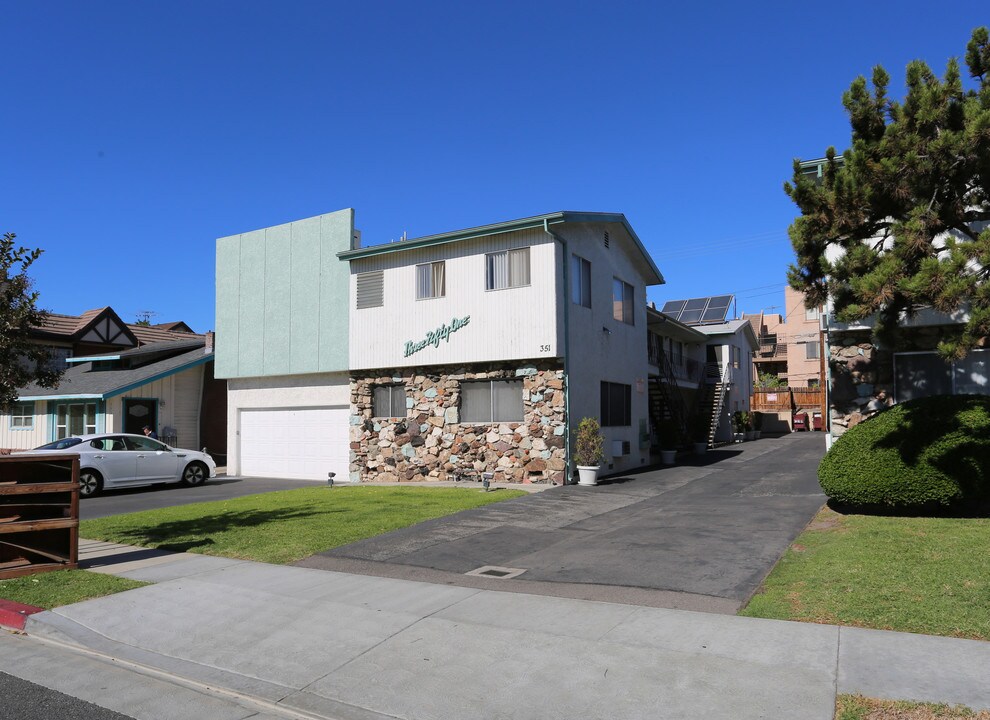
[356,270,384,309]
[604,231,610,249]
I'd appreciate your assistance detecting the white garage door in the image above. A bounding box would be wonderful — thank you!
[239,407,350,480]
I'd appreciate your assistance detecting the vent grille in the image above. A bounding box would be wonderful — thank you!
[356,271,384,309]
[603,231,610,248]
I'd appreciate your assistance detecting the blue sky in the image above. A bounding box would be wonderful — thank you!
[2,2,985,332]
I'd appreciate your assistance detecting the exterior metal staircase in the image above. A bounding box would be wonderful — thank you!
[649,349,689,444]
[696,362,730,447]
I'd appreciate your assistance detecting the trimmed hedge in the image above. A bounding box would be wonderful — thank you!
[819,394,990,508]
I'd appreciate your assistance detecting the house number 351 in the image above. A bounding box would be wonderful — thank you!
[539,344,551,352]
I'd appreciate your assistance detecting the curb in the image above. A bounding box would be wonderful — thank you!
[0,598,45,631]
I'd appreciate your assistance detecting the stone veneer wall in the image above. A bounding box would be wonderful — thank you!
[827,326,972,435]
[349,362,567,484]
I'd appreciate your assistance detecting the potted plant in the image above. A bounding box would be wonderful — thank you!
[744,412,756,441]
[574,417,605,486]
[732,411,746,443]
[657,418,680,465]
[688,414,709,455]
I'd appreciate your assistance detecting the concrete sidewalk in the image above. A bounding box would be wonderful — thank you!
[19,545,990,720]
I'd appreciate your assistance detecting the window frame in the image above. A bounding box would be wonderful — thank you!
[460,379,524,423]
[612,278,634,325]
[571,254,591,308]
[485,247,531,292]
[372,385,407,419]
[805,341,820,360]
[415,261,446,300]
[600,381,632,427]
[9,401,34,429]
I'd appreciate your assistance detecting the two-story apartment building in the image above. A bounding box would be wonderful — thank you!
[215,209,664,484]
[342,211,664,484]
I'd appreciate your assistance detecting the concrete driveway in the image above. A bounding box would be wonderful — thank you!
[298,432,827,612]
[81,476,320,520]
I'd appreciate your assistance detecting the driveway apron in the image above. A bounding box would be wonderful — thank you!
[297,433,827,611]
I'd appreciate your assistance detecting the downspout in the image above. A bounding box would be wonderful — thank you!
[544,218,572,484]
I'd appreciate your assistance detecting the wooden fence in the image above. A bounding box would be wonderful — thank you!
[750,387,825,413]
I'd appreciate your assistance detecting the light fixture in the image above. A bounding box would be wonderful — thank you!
[603,326,611,335]
[327,471,336,489]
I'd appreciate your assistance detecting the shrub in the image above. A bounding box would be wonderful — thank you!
[574,417,605,467]
[818,395,990,508]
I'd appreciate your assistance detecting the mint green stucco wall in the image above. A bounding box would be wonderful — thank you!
[215,209,353,378]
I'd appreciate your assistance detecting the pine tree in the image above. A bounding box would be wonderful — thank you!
[786,27,990,358]
[0,233,62,408]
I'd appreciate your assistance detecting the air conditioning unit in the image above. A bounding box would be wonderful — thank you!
[611,440,630,456]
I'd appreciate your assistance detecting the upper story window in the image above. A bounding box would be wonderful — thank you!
[805,341,820,359]
[9,401,33,429]
[416,261,446,300]
[486,248,530,291]
[612,278,634,325]
[356,270,384,309]
[461,379,523,423]
[373,385,407,418]
[805,306,820,321]
[571,254,591,308]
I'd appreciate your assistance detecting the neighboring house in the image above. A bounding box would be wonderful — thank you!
[798,157,990,439]
[647,306,707,446]
[746,310,787,385]
[2,308,225,454]
[216,209,664,483]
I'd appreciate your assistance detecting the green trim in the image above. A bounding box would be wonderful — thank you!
[338,211,664,286]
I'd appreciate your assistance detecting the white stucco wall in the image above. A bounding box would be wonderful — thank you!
[225,372,349,475]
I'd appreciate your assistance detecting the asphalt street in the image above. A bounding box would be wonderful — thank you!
[0,672,135,720]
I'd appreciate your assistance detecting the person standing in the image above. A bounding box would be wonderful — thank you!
[141,425,159,440]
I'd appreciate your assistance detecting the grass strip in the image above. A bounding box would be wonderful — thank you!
[0,570,147,610]
[836,694,990,719]
[741,507,990,640]
[81,486,527,565]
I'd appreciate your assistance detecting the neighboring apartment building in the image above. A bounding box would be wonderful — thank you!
[2,307,224,453]
[216,209,664,483]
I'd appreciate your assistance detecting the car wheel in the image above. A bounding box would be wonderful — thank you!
[180,462,208,487]
[79,470,103,498]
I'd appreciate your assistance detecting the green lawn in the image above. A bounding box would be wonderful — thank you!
[835,694,990,719]
[0,570,147,610]
[80,486,527,565]
[741,507,990,640]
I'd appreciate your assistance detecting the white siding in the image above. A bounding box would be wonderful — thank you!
[0,401,48,450]
[349,229,560,370]
[172,365,204,449]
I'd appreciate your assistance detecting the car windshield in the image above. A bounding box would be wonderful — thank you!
[34,438,84,450]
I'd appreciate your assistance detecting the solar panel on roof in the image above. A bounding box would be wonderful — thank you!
[658,295,735,325]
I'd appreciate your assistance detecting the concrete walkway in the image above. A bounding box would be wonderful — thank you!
[14,540,990,719]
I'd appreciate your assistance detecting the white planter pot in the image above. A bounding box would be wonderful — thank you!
[660,449,677,465]
[577,465,600,486]
[734,432,745,443]
[692,442,707,455]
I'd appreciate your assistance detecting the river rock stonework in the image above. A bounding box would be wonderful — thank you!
[349,363,567,484]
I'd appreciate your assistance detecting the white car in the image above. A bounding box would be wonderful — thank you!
[26,433,217,498]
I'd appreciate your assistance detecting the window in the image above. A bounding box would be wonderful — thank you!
[55,402,97,439]
[600,382,631,427]
[9,401,33,429]
[894,349,990,401]
[416,261,445,300]
[805,306,820,321]
[356,271,384,309]
[486,248,530,290]
[807,379,820,389]
[673,340,684,366]
[373,385,407,418]
[461,380,523,423]
[571,254,591,308]
[125,436,168,452]
[805,341,820,359]
[732,346,741,369]
[612,278,634,325]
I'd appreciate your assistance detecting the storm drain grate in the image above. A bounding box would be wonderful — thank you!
[465,565,527,580]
